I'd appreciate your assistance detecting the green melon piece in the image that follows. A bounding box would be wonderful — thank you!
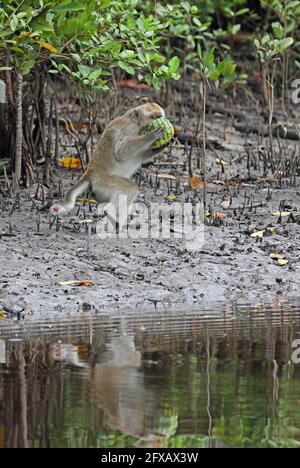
[140,117,174,149]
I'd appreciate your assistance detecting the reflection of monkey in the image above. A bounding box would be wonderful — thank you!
[91,333,169,444]
[51,103,166,228]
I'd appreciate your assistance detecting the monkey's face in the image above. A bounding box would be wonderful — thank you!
[132,103,165,129]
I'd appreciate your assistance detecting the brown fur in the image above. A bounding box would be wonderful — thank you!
[51,103,166,228]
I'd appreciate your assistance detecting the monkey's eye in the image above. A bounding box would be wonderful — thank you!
[151,115,159,120]
[134,110,139,120]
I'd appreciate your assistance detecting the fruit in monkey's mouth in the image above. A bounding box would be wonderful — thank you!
[140,117,174,149]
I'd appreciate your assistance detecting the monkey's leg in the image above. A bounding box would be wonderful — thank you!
[93,177,138,234]
[51,176,90,216]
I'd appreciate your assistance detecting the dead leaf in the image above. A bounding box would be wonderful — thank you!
[270,253,285,260]
[147,173,176,181]
[278,259,289,266]
[0,311,7,319]
[18,32,32,39]
[36,40,58,54]
[251,227,277,238]
[189,177,204,190]
[60,157,81,169]
[251,230,265,238]
[79,198,97,204]
[221,200,231,210]
[205,211,225,219]
[216,158,229,166]
[270,253,289,266]
[272,211,293,217]
[228,179,239,187]
[79,219,93,224]
[164,195,177,200]
[59,281,95,287]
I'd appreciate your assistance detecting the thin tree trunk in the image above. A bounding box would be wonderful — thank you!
[15,73,23,182]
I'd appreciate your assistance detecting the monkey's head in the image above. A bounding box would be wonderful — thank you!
[130,102,165,129]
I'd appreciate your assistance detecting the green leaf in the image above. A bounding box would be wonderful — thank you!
[52,2,85,14]
[278,37,294,53]
[10,14,19,32]
[118,61,135,75]
[168,56,180,73]
[89,69,103,80]
[272,22,283,39]
[254,39,260,49]
[99,0,112,8]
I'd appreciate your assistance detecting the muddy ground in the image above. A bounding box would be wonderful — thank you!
[1,89,300,315]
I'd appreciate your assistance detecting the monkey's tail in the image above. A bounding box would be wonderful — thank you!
[51,176,90,216]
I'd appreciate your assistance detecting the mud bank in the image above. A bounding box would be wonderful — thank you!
[1,99,300,315]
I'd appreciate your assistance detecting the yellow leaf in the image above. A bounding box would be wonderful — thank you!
[79,198,97,204]
[0,310,7,319]
[216,158,229,166]
[59,281,95,287]
[37,40,58,54]
[277,259,289,266]
[147,173,176,181]
[164,195,177,200]
[214,212,226,219]
[270,253,285,260]
[251,227,276,238]
[251,230,265,238]
[60,157,81,169]
[272,211,293,217]
[18,32,32,39]
[267,227,277,235]
[79,219,93,224]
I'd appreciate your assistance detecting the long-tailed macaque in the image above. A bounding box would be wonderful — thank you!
[51,103,166,229]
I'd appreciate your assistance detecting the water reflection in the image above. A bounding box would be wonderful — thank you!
[0,299,300,448]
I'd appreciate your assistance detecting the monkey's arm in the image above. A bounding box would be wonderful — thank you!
[114,128,164,162]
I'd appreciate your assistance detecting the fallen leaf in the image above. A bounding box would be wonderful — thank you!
[228,179,239,187]
[270,253,286,260]
[173,127,181,136]
[36,40,58,54]
[189,177,204,190]
[164,195,177,200]
[60,157,81,169]
[59,281,95,287]
[147,173,176,181]
[251,227,277,238]
[278,259,289,266]
[272,211,293,217]
[0,310,7,319]
[268,227,277,236]
[79,219,93,224]
[221,200,231,210]
[251,230,265,238]
[205,211,225,219]
[79,198,97,204]
[216,158,229,166]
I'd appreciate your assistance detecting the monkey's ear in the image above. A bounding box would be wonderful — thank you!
[133,109,140,122]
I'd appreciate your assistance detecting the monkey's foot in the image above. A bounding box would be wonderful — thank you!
[50,204,66,216]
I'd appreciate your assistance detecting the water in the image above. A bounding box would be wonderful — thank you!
[1,299,300,448]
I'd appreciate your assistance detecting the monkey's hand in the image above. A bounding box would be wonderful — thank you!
[145,127,165,145]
